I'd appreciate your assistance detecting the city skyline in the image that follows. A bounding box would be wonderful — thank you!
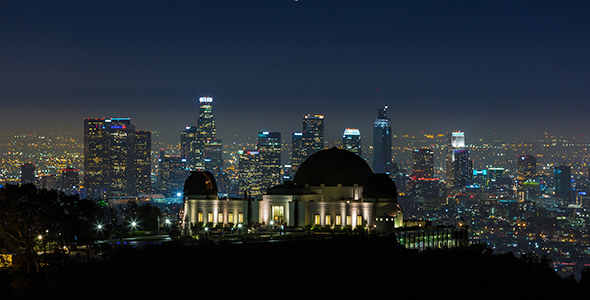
[2,1,590,145]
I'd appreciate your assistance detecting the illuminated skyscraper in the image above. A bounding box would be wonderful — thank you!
[302,114,324,155]
[445,131,467,187]
[84,118,109,198]
[258,132,281,191]
[517,155,536,184]
[373,106,392,174]
[238,150,263,195]
[158,150,190,197]
[412,148,434,179]
[291,131,314,171]
[181,96,222,173]
[83,117,151,198]
[342,128,362,157]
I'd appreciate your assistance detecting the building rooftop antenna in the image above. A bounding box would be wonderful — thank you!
[376,88,387,109]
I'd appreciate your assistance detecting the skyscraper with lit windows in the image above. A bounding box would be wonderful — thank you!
[517,155,536,184]
[258,131,281,191]
[373,106,392,174]
[181,96,222,173]
[412,148,434,179]
[302,114,324,155]
[342,128,362,157]
[291,131,314,171]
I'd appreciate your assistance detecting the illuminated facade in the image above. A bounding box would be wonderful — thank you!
[292,131,314,171]
[257,132,281,191]
[342,128,362,157]
[517,155,536,184]
[302,114,324,155]
[412,148,434,179]
[445,131,469,187]
[373,106,392,174]
[83,117,151,198]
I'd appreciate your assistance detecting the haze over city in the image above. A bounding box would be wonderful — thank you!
[2,1,590,145]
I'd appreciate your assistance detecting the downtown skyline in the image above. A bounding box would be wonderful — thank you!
[2,1,590,145]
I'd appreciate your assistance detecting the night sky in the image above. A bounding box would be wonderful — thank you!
[1,1,589,145]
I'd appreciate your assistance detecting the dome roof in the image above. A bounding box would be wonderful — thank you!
[362,173,398,199]
[266,181,315,195]
[183,171,218,196]
[294,148,373,187]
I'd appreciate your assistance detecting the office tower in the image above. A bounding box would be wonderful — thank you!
[554,165,572,200]
[257,131,281,191]
[302,114,324,155]
[181,96,222,172]
[238,150,263,195]
[412,148,434,179]
[517,155,536,184]
[20,163,36,184]
[291,131,314,171]
[158,150,190,197]
[445,131,466,187]
[472,169,488,188]
[133,130,152,194]
[62,168,79,192]
[83,117,151,198]
[84,118,109,198]
[342,128,362,157]
[373,106,392,174]
[450,149,472,188]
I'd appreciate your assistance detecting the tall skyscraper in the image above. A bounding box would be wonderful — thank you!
[181,96,222,173]
[554,165,572,201]
[373,106,392,174]
[451,149,472,188]
[238,150,263,195]
[291,131,314,171]
[412,148,434,179]
[21,163,36,184]
[158,150,190,197]
[517,155,536,184]
[445,131,467,187]
[83,117,151,198]
[258,131,281,191]
[342,128,362,157]
[302,114,324,155]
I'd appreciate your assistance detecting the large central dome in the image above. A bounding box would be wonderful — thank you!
[294,148,373,187]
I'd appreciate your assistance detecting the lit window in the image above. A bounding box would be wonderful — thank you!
[208,212,213,223]
[218,213,223,223]
[198,212,203,223]
[336,215,342,226]
[346,215,352,226]
[229,213,234,223]
[238,213,243,223]
[314,214,321,225]
[357,215,363,227]
[325,215,331,225]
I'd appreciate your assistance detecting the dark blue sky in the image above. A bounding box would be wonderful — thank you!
[1,1,589,145]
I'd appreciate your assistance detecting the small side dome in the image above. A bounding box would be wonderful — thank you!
[183,171,218,196]
[362,173,397,199]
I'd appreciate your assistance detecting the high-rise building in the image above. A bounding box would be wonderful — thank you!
[158,150,190,197]
[517,155,536,184]
[21,163,36,184]
[291,131,314,171]
[554,165,572,201]
[450,149,472,188]
[83,117,151,198]
[445,131,468,187]
[412,148,434,179]
[238,150,263,195]
[181,96,222,173]
[373,106,392,174]
[258,132,281,191]
[342,128,362,157]
[302,114,324,155]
